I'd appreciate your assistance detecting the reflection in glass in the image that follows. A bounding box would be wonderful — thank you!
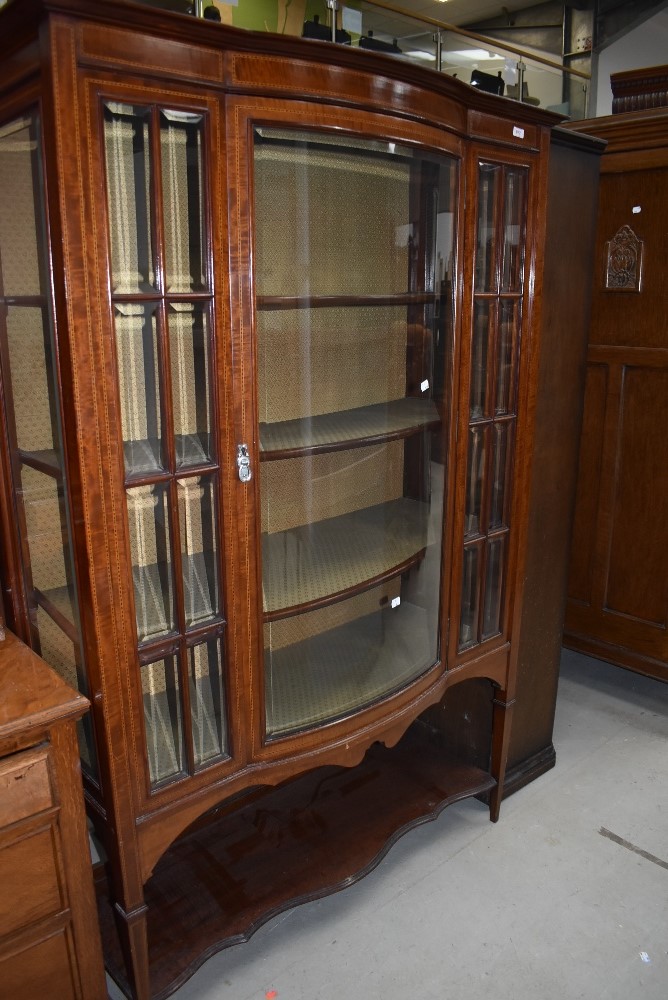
[489,424,510,530]
[115,302,163,475]
[160,110,207,293]
[459,544,480,647]
[127,482,175,642]
[177,476,218,627]
[470,301,490,419]
[501,168,527,293]
[482,535,505,639]
[169,303,212,467]
[265,576,438,738]
[475,164,499,292]
[0,113,96,776]
[0,117,43,296]
[103,102,155,294]
[496,299,518,415]
[254,130,414,298]
[20,467,73,608]
[465,427,486,536]
[36,608,98,774]
[5,306,59,460]
[188,639,227,767]
[142,656,185,786]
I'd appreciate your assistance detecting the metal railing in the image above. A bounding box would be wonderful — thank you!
[173,0,593,118]
[289,0,592,119]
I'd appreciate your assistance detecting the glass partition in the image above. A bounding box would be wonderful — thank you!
[253,127,457,738]
[0,113,98,776]
[459,160,526,650]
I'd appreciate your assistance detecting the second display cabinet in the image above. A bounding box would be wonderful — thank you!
[0,2,599,997]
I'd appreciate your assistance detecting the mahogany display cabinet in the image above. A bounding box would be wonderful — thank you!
[0,2,602,997]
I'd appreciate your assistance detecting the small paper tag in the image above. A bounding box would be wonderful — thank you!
[513,126,525,139]
[420,379,429,392]
[391,596,401,609]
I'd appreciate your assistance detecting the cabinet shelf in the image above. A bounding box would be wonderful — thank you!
[256,292,437,311]
[260,397,440,459]
[262,497,431,620]
[34,586,77,643]
[97,722,495,1000]
[18,448,62,480]
[266,600,433,736]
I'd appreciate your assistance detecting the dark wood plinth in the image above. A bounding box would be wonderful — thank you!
[98,722,494,999]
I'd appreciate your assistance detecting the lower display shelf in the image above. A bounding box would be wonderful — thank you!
[96,721,496,1000]
[265,600,433,736]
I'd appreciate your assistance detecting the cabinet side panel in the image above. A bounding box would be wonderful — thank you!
[567,362,608,606]
[508,138,600,776]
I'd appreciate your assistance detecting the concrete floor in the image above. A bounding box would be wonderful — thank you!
[108,648,668,1000]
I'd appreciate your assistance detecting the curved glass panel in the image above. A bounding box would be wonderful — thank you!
[254,127,457,737]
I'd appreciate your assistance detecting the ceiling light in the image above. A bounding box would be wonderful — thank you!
[445,49,499,60]
[406,50,437,61]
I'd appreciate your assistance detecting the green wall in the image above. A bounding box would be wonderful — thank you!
[222,0,361,36]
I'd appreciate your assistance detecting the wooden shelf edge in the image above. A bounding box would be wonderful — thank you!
[263,549,423,623]
[259,397,441,461]
[262,496,430,619]
[256,292,436,310]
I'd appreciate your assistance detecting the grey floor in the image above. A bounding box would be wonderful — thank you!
[107,648,668,1000]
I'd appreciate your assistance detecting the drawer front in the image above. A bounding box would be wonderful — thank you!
[0,826,63,937]
[0,927,78,1000]
[0,747,53,827]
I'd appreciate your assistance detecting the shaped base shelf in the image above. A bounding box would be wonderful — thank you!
[97,722,495,1000]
